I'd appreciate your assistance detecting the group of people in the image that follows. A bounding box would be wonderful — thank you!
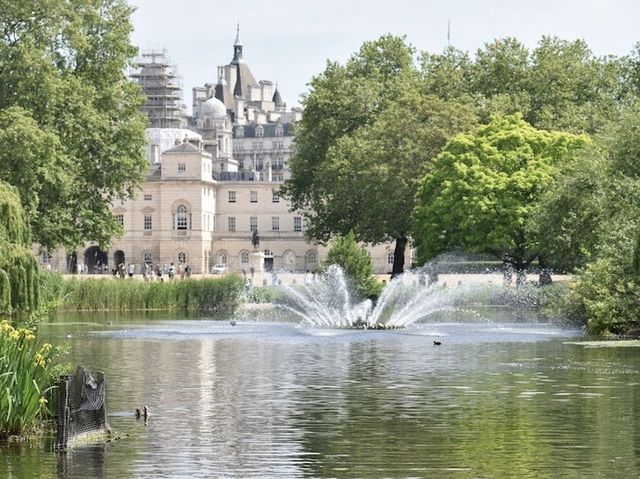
[140,262,192,282]
[101,262,193,282]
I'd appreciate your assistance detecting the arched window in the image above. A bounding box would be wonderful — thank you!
[256,125,264,137]
[235,126,244,138]
[175,204,190,230]
[218,252,228,265]
[306,250,317,267]
[240,251,249,264]
[143,252,153,264]
[275,124,283,137]
[387,252,394,264]
[177,252,187,264]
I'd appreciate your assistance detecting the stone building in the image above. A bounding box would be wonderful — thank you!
[40,28,406,275]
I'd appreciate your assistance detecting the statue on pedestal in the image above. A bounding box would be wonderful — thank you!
[251,229,260,250]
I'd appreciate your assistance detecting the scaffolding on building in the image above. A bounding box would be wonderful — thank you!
[131,49,187,129]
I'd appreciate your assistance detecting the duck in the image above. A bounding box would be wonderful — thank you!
[433,341,442,346]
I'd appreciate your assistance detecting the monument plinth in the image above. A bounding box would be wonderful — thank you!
[249,251,265,274]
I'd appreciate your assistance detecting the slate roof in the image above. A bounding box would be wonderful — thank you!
[234,122,292,138]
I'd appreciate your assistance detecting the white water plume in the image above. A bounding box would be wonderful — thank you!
[276,265,476,328]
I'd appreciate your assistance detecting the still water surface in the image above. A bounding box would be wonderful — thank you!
[3,311,640,478]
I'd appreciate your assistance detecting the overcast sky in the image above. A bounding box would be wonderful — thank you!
[128,0,640,111]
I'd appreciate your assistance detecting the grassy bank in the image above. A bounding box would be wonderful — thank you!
[40,272,245,313]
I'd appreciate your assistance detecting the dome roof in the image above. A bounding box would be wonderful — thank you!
[199,96,227,118]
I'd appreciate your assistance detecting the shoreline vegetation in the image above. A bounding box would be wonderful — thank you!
[40,272,245,313]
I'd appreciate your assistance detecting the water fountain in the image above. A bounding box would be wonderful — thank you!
[276,265,471,328]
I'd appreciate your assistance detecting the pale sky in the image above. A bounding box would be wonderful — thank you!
[128,0,640,111]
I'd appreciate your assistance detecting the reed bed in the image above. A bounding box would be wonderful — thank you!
[0,320,62,439]
[54,275,245,313]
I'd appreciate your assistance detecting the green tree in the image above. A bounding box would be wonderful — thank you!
[323,232,381,299]
[283,35,476,277]
[541,105,640,334]
[421,36,628,135]
[412,114,589,279]
[0,181,39,314]
[0,0,148,251]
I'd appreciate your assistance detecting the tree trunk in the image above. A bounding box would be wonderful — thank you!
[538,255,552,286]
[391,235,407,279]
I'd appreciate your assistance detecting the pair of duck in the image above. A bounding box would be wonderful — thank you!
[135,405,149,419]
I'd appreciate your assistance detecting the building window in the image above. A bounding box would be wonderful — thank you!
[218,252,227,264]
[275,125,283,136]
[256,125,264,137]
[175,204,190,230]
[387,252,394,264]
[178,252,186,264]
[272,216,279,231]
[272,191,280,203]
[250,216,257,232]
[240,251,249,264]
[143,252,153,264]
[116,214,124,227]
[235,126,244,138]
[178,163,186,172]
[272,172,284,182]
[228,191,236,203]
[228,217,236,232]
[250,190,258,203]
[294,216,302,232]
[306,251,317,266]
[144,194,152,201]
[144,214,152,231]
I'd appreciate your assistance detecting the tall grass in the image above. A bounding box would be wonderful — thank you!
[51,275,245,313]
[0,320,63,439]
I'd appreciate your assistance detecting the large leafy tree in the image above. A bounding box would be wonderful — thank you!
[421,36,627,135]
[283,35,476,277]
[0,0,148,251]
[535,105,640,333]
[412,114,589,277]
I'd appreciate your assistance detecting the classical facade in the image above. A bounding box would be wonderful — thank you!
[40,28,406,275]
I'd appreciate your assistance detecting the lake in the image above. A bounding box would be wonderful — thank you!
[2,309,640,478]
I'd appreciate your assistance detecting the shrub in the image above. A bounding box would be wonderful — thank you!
[574,257,640,335]
[323,232,383,299]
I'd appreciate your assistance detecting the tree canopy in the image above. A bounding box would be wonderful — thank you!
[420,36,629,134]
[412,114,589,270]
[283,35,476,276]
[0,0,148,251]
